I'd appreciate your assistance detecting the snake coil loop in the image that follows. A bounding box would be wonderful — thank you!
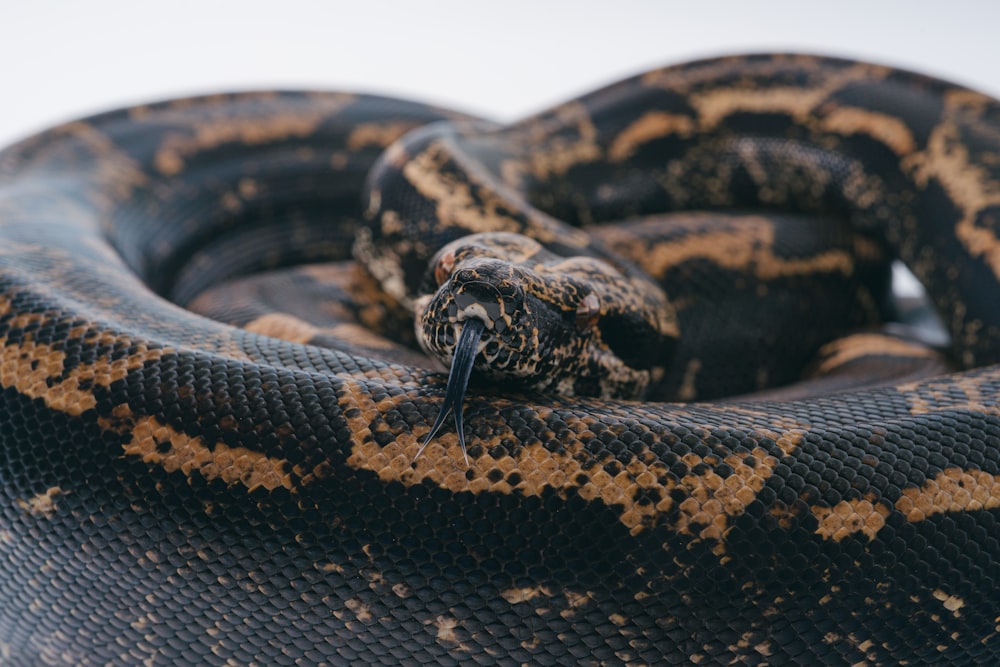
[0,54,998,665]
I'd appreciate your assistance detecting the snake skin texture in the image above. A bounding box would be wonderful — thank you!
[1,54,999,665]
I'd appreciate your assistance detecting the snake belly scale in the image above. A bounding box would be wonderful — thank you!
[0,54,998,665]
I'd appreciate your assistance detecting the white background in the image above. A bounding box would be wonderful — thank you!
[2,0,999,148]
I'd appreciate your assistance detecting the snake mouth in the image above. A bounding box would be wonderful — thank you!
[414,317,487,465]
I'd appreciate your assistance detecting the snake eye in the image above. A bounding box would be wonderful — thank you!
[575,292,600,330]
[434,249,456,286]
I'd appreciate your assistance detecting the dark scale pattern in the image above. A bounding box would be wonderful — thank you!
[1,54,1000,667]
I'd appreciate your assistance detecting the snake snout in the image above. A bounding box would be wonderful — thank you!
[449,262,524,328]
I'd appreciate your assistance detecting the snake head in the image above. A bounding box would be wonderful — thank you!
[413,232,678,461]
[415,232,679,401]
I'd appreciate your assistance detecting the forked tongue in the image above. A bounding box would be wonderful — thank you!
[415,318,486,465]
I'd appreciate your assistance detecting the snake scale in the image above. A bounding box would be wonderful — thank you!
[1,53,999,665]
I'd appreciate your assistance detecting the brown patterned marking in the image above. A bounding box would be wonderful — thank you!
[608,111,695,161]
[199,329,256,365]
[340,377,435,469]
[933,589,965,616]
[687,64,886,130]
[346,121,424,151]
[768,502,806,531]
[564,590,592,610]
[403,142,525,233]
[238,177,259,198]
[819,107,917,156]
[249,310,403,354]
[346,226,412,307]
[344,380,790,542]
[511,101,603,180]
[300,262,357,285]
[729,634,775,660]
[152,93,356,176]
[433,616,463,646]
[350,282,414,338]
[895,467,1000,522]
[327,323,402,351]
[638,54,862,95]
[673,446,781,543]
[0,332,168,417]
[815,334,942,375]
[639,215,853,281]
[245,313,319,345]
[318,561,346,575]
[123,414,294,493]
[811,495,891,541]
[529,102,603,180]
[343,598,373,623]
[500,586,552,604]
[608,612,628,626]
[898,365,1000,416]
[905,113,1000,281]
[15,487,65,518]
[677,358,701,401]
[715,405,812,437]
[0,312,298,492]
[401,141,587,250]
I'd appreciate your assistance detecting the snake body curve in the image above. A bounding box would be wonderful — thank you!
[1,54,999,665]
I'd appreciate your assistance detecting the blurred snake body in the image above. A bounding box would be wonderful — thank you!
[1,54,999,665]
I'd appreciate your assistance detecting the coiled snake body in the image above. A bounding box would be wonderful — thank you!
[1,54,999,665]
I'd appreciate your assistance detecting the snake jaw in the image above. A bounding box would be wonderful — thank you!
[414,317,486,465]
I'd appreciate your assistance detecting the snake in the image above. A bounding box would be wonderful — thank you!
[1,53,999,665]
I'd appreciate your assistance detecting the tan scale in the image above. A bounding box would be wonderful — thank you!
[151,92,357,176]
